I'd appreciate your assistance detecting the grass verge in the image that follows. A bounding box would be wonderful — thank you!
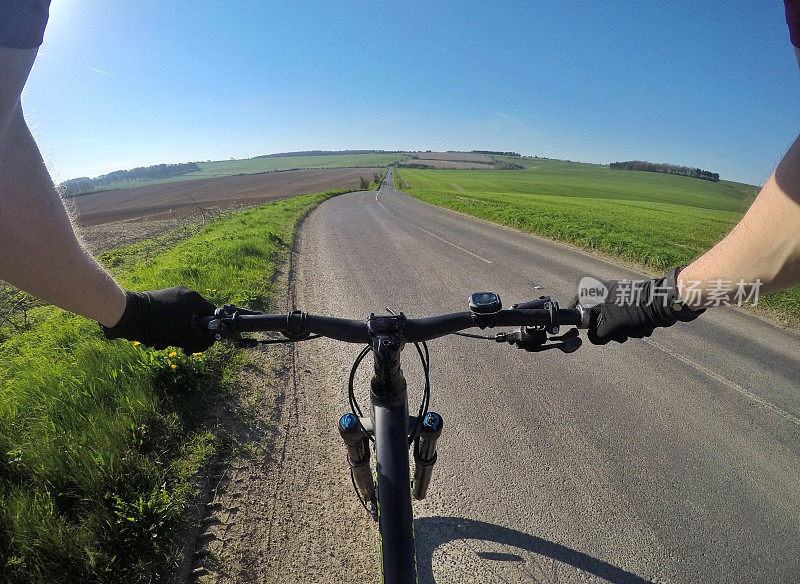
[0,189,347,583]
[395,164,800,326]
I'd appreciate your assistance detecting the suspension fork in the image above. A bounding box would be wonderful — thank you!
[336,327,440,581]
[337,331,408,508]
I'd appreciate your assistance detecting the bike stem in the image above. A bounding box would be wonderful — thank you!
[370,333,406,402]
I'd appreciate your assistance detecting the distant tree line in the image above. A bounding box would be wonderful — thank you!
[471,150,521,157]
[399,160,523,170]
[609,160,719,182]
[400,163,437,169]
[60,162,201,196]
[253,149,403,159]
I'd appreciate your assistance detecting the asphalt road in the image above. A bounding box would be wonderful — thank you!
[292,170,800,583]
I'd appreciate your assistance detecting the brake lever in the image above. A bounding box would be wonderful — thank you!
[520,338,582,353]
[200,310,242,344]
[495,326,582,353]
[549,328,579,342]
[550,335,582,353]
[210,318,256,347]
[207,305,263,343]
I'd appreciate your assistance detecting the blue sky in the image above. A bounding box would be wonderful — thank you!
[22,0,799,185]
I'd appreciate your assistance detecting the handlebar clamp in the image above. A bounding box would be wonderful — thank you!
[282,310,310,341]
[546,300,559,335]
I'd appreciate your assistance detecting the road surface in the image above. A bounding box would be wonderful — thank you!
[287,170,800,583]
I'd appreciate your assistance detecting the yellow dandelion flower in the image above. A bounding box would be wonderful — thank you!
[170,364,178,370]
[133,341,141,346]
[206,288,211,291]
[168,351,177,358]
[192,352,203,357]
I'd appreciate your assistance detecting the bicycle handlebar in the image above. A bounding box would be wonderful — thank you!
[199,303,590,345]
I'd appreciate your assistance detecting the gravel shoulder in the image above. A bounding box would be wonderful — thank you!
[183,197,379,584]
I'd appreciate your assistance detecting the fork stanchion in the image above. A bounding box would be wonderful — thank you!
[338,413,375,503]
[412,412,443,500]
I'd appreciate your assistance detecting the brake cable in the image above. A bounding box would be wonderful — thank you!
[408,341,430,444]
[348,345,372,419]
[232,334,322,347]
[259,335,320,344]
[453,331,494,340]
[347,340,431,445]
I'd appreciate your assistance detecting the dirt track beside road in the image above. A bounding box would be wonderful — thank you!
[69,168,383,225]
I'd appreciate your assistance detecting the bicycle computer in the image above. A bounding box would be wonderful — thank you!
[469,292,502,314]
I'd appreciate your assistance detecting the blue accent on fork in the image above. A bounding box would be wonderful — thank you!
[341,413,357,429]
[423,412,441,430]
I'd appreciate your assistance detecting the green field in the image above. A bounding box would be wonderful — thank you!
[193,153,407,178]
[395,158,799,324]
[0,190,347,583]
[77,153,407,194]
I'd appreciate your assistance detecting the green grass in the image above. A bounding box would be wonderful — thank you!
[0,189,347,583]
[72,153,407,194]
[395,160,800,324]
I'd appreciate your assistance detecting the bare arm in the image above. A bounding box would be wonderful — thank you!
[678,135,800,305]
[677,51,800,307]
[0,47,125,327]
[572,8,800,345]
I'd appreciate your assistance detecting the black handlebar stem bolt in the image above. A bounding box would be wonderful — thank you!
[413,412,444,500]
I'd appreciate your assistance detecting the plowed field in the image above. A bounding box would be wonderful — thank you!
[69,167,382,225]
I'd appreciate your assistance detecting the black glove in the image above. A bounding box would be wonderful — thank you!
[101,286,216,354]
[576,267,704,345]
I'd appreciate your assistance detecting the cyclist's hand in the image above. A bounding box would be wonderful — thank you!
[101,286,216,354]
[574,267,704,345]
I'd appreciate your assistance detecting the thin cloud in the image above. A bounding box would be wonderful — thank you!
[492,112,544,137]
[72,137,102,145]
[87,67,112,76]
